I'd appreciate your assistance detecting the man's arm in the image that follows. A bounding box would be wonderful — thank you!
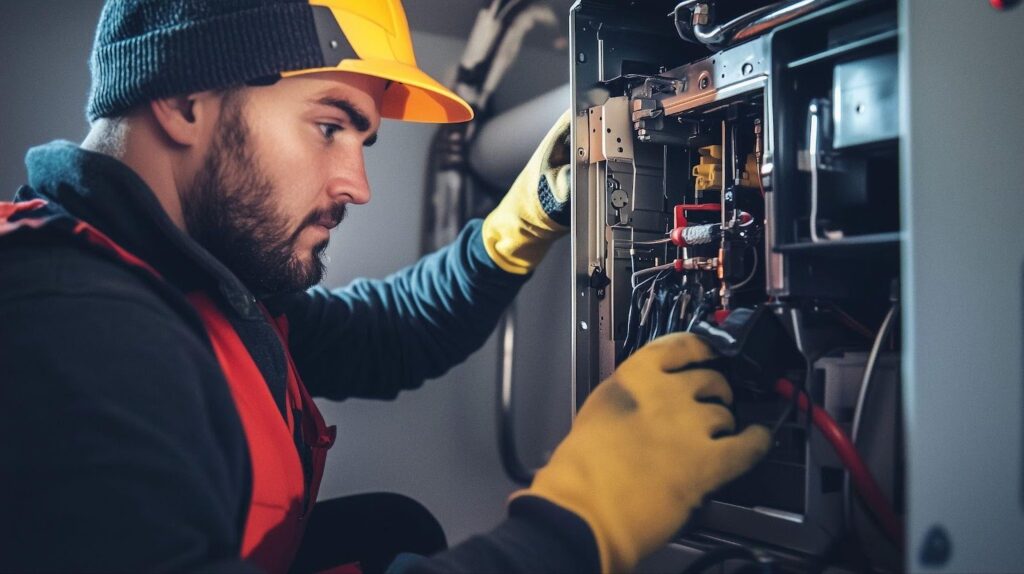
[275,112,572,402]
[408,335,770,574]
[403,498,600,574]
[272,220,529,401]
[0,280,256,572]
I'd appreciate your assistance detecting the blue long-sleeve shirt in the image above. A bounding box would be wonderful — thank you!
[0,142,597,573]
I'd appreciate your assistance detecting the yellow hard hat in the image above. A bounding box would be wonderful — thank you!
[283,0,474,124]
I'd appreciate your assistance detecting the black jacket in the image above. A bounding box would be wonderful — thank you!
[0,142,598,573]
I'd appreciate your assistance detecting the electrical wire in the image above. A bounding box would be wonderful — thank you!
[622,278,647,347]
[631,237,673,246]
[653,278,685,342]
[646,288,661,342]
[496,305,535,485]
[828,303,875,340]
[631,262,676,286]
[637,277,661,341]
[620,270,673,360]
[774,378,903,547]
[639,280,658,323]
[729,246,759,291]
[845,302,899,537]
[852,303,899,443]
[646,293,665,344]
[620,274,658,359]
[686,300,710,332]
[786,308,815,439]
[666,290,683,334]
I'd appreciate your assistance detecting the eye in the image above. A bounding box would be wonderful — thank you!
[319,123,344,142]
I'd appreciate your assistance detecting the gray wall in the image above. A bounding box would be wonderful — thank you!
[1,0,571,546]
[901,1,1024,570]
[1,1,103,194]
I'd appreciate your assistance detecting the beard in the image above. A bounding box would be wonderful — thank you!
[181,93,345,297]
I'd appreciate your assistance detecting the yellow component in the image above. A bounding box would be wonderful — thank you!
[513,334,771,573]
[482,109,572,275]
[740,153,760,188]
[283,0,473,124]
[692,145,723,191]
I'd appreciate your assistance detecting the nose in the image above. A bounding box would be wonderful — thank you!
[325,147,372,205]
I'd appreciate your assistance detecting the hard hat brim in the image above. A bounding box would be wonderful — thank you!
[284,59,474,124]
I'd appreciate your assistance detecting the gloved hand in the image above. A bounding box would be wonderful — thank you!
[512,333,771,573]
[481,109,571,275]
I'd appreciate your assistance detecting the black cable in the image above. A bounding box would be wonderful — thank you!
[636,297,651,347]
[686,301,709,332]
[639,270,672,348]
[495,307,535,486]
[788,309,814,440]
[674,288,688,332]
[619,295,641,361]
[646,298,659,343]
[666,290,682,334]
[655,288,663,337]
[649,287,671,343]
[649,283,665,342]
[662,283,680,336]
[679,544,775,574]
[648,290,661,344]
[619,274,658,361]
[622,269,691,355]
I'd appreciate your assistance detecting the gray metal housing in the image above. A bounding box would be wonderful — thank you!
[569,0,1024,570]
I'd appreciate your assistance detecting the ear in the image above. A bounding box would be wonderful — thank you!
[149,92,220,147]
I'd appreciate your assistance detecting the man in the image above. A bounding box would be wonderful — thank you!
[0,1,770,572]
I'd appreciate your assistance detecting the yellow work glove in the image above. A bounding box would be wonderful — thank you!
[513,333,771,573]
[481,109,571,275]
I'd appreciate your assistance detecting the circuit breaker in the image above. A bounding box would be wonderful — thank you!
[569,0,906,571]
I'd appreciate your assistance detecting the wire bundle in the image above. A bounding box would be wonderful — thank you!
[619,270,714,361]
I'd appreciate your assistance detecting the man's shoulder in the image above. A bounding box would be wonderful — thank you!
[0,233,222,387]
[0,232,186,322]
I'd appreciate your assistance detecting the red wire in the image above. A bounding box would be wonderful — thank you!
[774,378,904,547]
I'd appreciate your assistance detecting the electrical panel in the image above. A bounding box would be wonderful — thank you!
[569,0,904,570]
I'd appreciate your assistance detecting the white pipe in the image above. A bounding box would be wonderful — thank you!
[468,84,571,189]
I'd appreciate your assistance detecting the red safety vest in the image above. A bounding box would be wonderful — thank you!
[0,199,339,573]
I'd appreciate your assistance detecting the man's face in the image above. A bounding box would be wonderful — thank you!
[182,72,384,296]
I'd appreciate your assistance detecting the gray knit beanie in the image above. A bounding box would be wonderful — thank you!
[87,0,355,121]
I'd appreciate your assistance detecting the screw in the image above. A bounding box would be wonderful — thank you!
[577,52,587,63]
[330,40,339,50]
[919,525,952,567]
